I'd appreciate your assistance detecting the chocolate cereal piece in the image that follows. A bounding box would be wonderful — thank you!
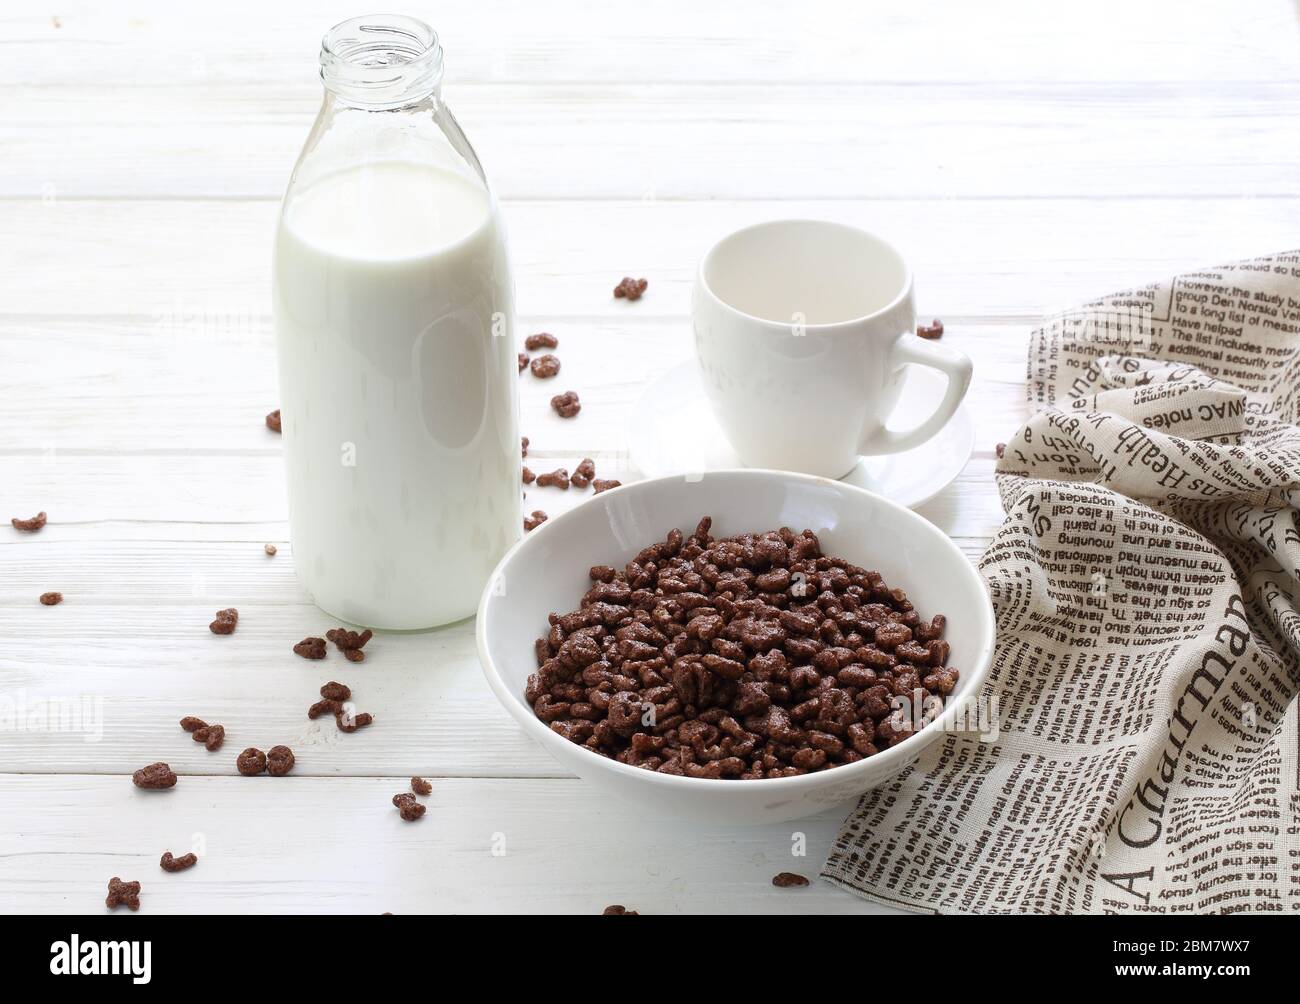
[521,436,529,458]
[208,608,238,635]
[320,681,351,702]
[916,319,944,340]
[11,511,47,532]
[294,636,327,660]
[522,466,536,485]
[995,442,1006,459]
[264,543,277,556]
[106,877,141,911]
[266,745,295,777]
[602,904,639,915]
[524,510,548,532]
[530,354,560,379]
[518,352,529,373]
[613,277,648,301]
[571,458,596,489]
[772,872,810,888]
[536,468,569,490]
[266,409,282,433]
[336,710,374,733]
[308,698,343,720]
[527,517,954,780]
[236,747,267,776]
[179,716,207,733]
[525,332,559,351]
[393,792,426,821]
[39,591,63,606]
[550,391,581,418]
[159,852,198,873]
[326,627,372,662]
[591,479,621,494]
[132,762,177,789]
[193,723,225,752]
[411,776,432,796]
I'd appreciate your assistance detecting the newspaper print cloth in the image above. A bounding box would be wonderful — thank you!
[824,251,1300,914]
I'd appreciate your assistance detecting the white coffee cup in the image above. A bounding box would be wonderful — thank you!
[693,220,972,479]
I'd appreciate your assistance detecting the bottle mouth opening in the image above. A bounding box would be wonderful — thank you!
[320,14,443,107]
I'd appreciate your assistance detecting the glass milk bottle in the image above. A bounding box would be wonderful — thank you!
[273,16,520,629]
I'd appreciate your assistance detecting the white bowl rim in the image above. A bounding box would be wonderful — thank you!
[476,468,996,796]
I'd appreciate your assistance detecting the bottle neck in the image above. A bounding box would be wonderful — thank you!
[319,15,443,110]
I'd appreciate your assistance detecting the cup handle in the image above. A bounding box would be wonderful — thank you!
[858,335,972,456]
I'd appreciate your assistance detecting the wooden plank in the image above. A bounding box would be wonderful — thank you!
[5,82,1298,199]
[1,198,1294,320]
[7,1,1296,86]
[0,774,894,913]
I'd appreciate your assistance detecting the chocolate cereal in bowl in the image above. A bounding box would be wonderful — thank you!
[477,470,995,824]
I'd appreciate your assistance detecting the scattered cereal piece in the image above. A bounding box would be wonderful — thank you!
[132,762,177,790]
[525,332,558,351]
[995,442,1006,458]
[179,716,207,733]
[522,466,536,484]
[208,608,238,635]
[411,776,432,796]
[916,319,944,340]
[192,723,225,752]
[602,904,639,915]
[308,698,342,720]
[11,511,46,532]
[530,354,560,379]
[264,543,277,556]
[320,681,351,702]
[571,458,596,489]
[524,510,548,532]
[336,710,374,733]
[106,877,141,911]
[39,591,62,606]
[327,627,373,662]
[159,852,197,873]
[266,409,282,433]
[613,277,648,301]
[294,636,327,660]
[772,872,810,888]
[266,745,295,777]
[536,468,569,490]
[236,748,267,776]
[517,352,528,373]
[550,391,581,418]
[521,436,529,458]
[393,792,426,821]
[591,479,621,494]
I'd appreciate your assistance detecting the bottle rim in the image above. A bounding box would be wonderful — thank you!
[319,14,443,108]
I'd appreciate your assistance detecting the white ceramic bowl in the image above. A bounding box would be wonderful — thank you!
[477,470,995,824]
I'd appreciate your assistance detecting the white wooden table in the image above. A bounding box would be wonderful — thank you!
[2,0,1297,914]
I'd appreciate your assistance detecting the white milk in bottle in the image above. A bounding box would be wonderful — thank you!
[272,17,520,629]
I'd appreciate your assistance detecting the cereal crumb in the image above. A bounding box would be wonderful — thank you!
[266,745,295,776]
[995,442,1006,458]
[208,608,238,635]
[236,747,267,776]
[530,354,561,379]
[159,852,197,873]
[772,872,810,888]
[613,277,648,301]
[524,510,548,532]
[550,391,581,418]
[411,776,432,796]
[521,436,529,458]
[106,877,141,911]
[916,319,944,340]
[132,762,177,789]
[591,479,621,494]
[265,409,282,433]
[264,543,277,556]
[11,511,47,532]
[39,591,63,606]
[517,351,529,373]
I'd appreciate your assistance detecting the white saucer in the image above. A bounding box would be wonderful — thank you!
[626,360,974,509]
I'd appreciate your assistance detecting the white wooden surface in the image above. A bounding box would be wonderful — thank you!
[2,0,1297,914]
